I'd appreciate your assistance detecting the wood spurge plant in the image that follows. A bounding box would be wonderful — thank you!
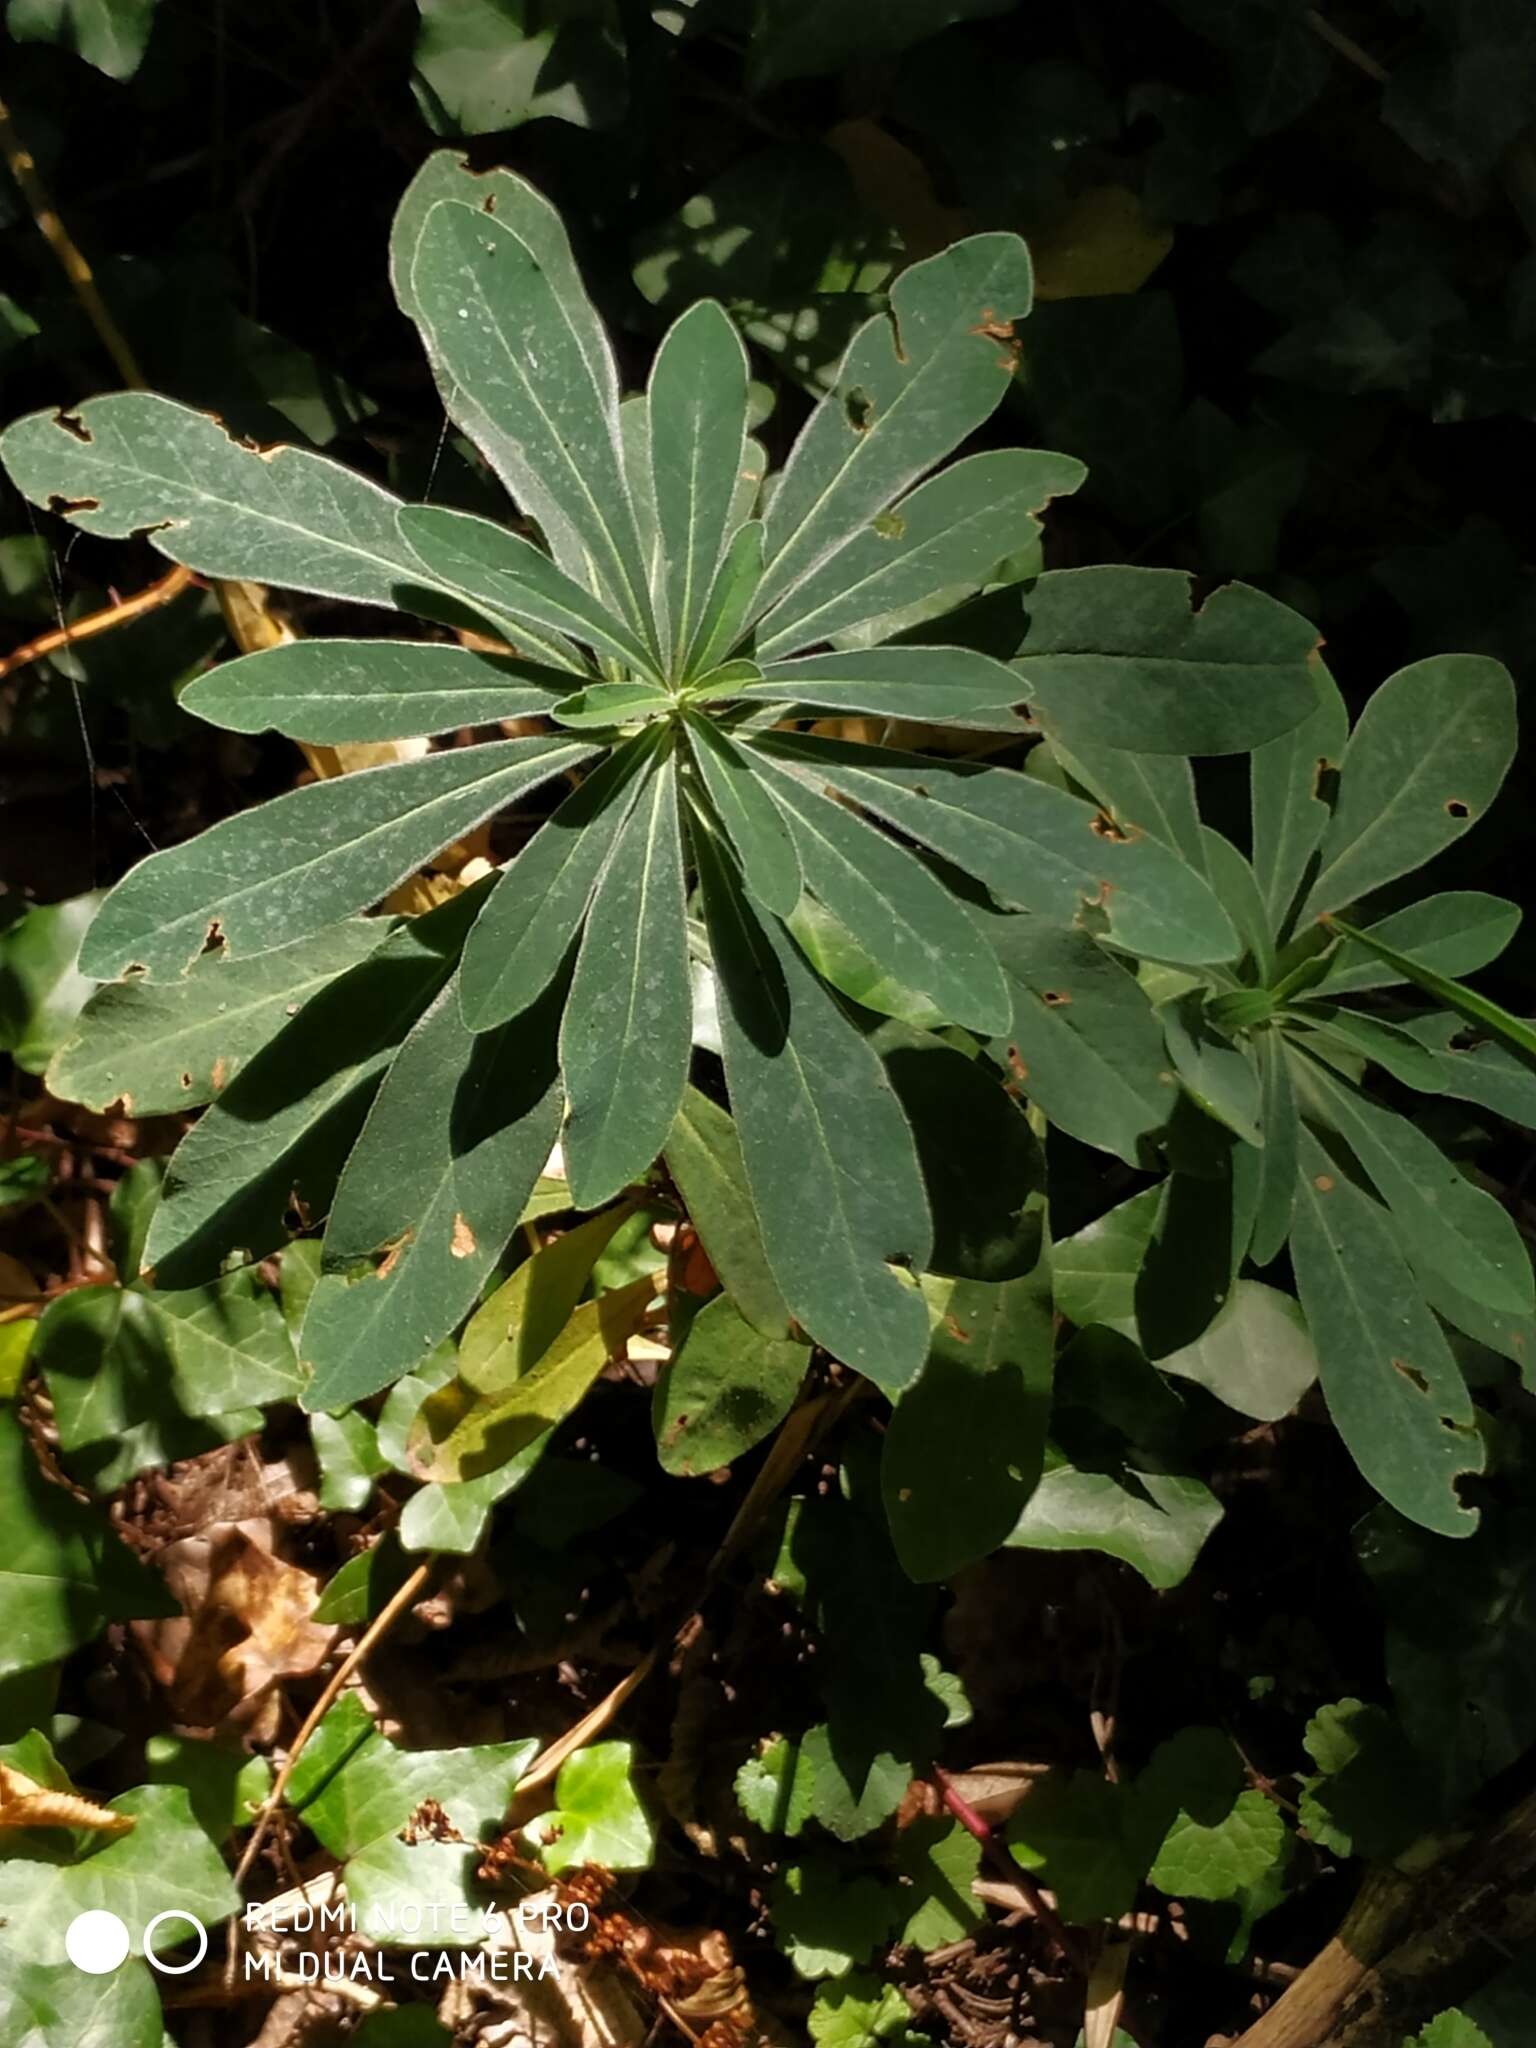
[4,16,1536,2044]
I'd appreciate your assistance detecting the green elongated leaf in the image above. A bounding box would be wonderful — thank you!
[1301,656,1517,919]
[49,919,388,1116]
[648,299,752,671]
[459,736,652,1032]
[1292,1050,1533,1317]
[1325,916,1536,1066]
[182,639,571,741]
[1202,830,1276,982]
[1248,657,1348,938]
[663,1087,791,1338]
[787,895,945,1029]
[551,681,671,728]
[755,732,1239,966]
[0,1407,177,1678]
[1292,1005,1447,1092]
[1052,1185,1161,1337]
[685,716,802,917]
[1157,1279,1318,1421]
[696,827,932,1393]
[756,757,1011,1034]
[0,393,435,608]
[37,1266,302,1445]
[80,735,593,983]
[398,504,655,678]
[756,234,1034,619]
[1161,994,1263,1146]
[1291,1130,1483,1536]
[1051,736,1208,875]
[406,198,654,638]
[1249,1028,1298,1265]
[882,1266,1054,1582]
[0,894,102,1078]
[687,518,764,680]
[458,1203,634,1393]
[561,750,693,1208]
[653,1293,807,1476]
[981,916,1176,1166]
[409,1274,655,1481]
[1015,568,1321,755]
[745,646,1026,731]
[756,447,1085,659]
[143,888,480,1284]
[301,975,563,1411]
[1316,892,1521,997]
[1005,1449,1223,1590]
[1416,1029,1536,1130]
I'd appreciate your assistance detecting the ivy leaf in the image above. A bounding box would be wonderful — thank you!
[1008,1770,1144,1923]
[311,1410,390,1514]
[0,1782,239,1963]
[411,0,625,136]
[1139,1728,1288,1903]
[296,1707,538,1859]
[697,828,932,1393]
[78,737,592,983]
[882,1267,1053,1581]
[1156,1281,1318,1422]
[7,0,159,79]
[736,1735,817,1838]
[1015,568,1321,755]
[0,1956,161,2048]
[49,920,388,1117]
[1300,656,1517,920]
[183,639,571,741]
[654,1294,807,1477]
[526,1741,652,1873]
[1289,1126,1482,1538]
[1005,1446,1224,1590]
[0,1408,176,1678]
[301,973,564,1410]
[769,1860,902,1980]
[0,895,102,1078]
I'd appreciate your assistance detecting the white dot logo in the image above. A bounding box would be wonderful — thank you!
[64,1909,131,1975]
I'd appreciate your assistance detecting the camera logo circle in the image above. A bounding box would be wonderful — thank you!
[64,1907,208,1975]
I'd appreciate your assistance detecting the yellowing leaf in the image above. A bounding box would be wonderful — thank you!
[1029,187,1173,302]
[410,1273,657,1482]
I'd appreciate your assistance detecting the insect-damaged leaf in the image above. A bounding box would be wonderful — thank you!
[1014,567,1322,756]
[79,736,594,982]
[1301,655,1516,920]
[0,393,437,609]
[754,731,1238,966]
[1290,1128,1483,1538]
[756,234,1034,621]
